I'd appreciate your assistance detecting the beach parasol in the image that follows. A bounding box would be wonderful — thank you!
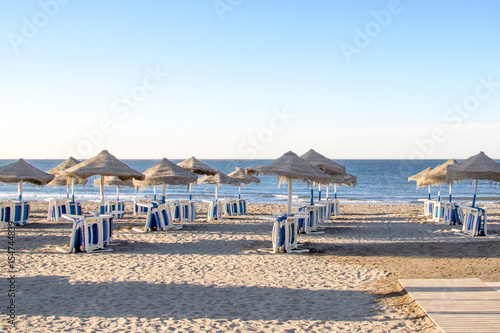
[198,170,240,201]
[408,167,433,200]
[178,156,217,199]
[227,167,261,199]
[47,157,88,201]
[93,176,133,201]
[416,159,457,202]
[300,149,347,202]
[63,150,144,212]
[134,158,198,203]
[246,151,331,215]
[0,159,54,201]
[446,151,500,207]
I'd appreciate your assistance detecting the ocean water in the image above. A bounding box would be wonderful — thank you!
[1,159,499,205]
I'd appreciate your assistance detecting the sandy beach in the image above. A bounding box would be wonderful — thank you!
[1,201,499,332]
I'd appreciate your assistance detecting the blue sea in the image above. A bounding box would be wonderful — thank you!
[1,159,499,205]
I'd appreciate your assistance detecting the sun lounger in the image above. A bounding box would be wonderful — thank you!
[298,205,325,234]
[133,199,150,215]
[160,202,183,230]
[107,200,126,219]
[258,214,309,254]
[0,203,10,229]
[455,204,487,236]
[206,200,222,221]
[57,214,113,253]
[179,200,196,222]
[132,202,161,232]
[238,199,247,215]
[8,201,30,226]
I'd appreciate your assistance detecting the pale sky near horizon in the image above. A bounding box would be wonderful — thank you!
[1,0,499,160]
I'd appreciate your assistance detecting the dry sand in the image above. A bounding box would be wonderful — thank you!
[1,201,499,332]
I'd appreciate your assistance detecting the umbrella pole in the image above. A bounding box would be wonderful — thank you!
[438,183,441,201]
[189,183,192,201]
[318,183,322,201]
[116,186,120,201]
[215,184,219,201]
[162,183,166,204]
[153,185,156,201]
[18,182,23,201]
[326,185,329,200]
[238,185,241,199]
[472,179,479,207]
[428,185,431,200]
[71,178,75,203]
[334,184,338,199]
[287,177,292,216]
[449,183,452,202]
[310,183,314,205]
[100,176,105,214]
[66,185,70,199]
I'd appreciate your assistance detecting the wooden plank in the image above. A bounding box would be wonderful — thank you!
[400,279,500,333]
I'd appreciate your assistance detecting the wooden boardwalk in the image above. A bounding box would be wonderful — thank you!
[399,278,500,333]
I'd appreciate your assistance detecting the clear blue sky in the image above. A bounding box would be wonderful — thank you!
[1,0,499,159]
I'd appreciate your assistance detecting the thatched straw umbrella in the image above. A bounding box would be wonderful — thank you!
[416,159,457,202]
[47,157,88,201]
[408,167,432,200]
[178,156,217,199]
[227,167,261,199]
[0,159,54,201]
[246,151,331,215]
[446,151,500,207]
[63,150,144,211]
[198,170,240,201]
[93,176,133,201]
[300,149,347,202]
[133,158,198,203]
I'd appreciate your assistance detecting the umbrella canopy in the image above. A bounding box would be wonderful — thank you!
[300,149,347,202]
[408,166,433,200]
[178,156,216,199]
[198,170,240,201]
[198,171,241,186]
[246,151,331,214]
[0,159,54,185]
[416,159,457,201]
[228,167,261,199]
[0,158,55,200]
[446,151,500,206]
[48,175,88,187]
[135,158,198,187]
[62,150,144,210]
[134,158,198,202]
[178,156,217,176]
[48,157,88,187]
[416,159,457,188]
[63,150,144,181]
[93,176,134,187]
[408,167,432,182]
[326,173,357,187]
[300,149,346,176]
[228,167,261,185]
[446,152,500,183]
